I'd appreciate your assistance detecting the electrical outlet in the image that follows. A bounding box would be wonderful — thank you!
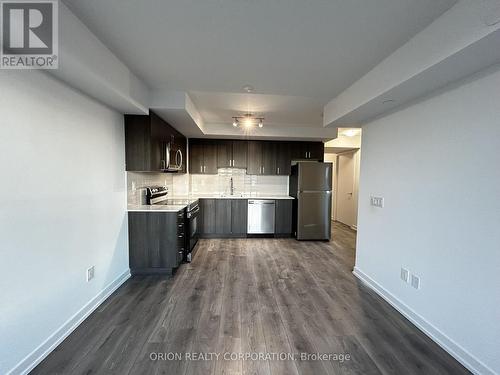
[400,267,410,283]
[86,266,95,282]
[370,196,384,208]
[411,274,420,289]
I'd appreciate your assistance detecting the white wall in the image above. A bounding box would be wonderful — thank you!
[354,65,500,374]
[0,71,130,374]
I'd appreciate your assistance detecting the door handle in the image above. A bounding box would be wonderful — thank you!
[176,149,183,169]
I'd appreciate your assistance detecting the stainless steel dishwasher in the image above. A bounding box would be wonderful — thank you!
[247,200,275,234]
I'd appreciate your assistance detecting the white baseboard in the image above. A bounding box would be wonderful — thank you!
[352,267,496,375]
[8,269,131,375]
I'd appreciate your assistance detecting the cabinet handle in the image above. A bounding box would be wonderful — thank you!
[200,165,202,173]
[277,167,280,174]
[232,159,235,166]
[262,166,265,174]
[203,165,206,172]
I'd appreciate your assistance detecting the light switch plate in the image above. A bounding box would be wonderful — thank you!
[411,274,420,289]
[86,266,95,282]
[370,196,384,208]
[400,267,410,283]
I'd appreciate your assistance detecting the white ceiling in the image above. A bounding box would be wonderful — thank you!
[63,0,456,138]
[188,91,324,127]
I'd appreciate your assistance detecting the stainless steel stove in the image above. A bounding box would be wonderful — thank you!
[146,186,200,262]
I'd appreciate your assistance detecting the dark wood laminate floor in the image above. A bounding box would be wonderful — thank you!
[33,222,469,375]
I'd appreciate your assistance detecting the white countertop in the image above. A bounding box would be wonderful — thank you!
[127,204,187,213]
[188,194,295,200]
[127,194,294,212]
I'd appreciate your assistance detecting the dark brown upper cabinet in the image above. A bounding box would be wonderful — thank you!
[189,139,218,174]
[190,138,321,176]
[124,111,187,173]
[275,142,292,175]
[290,141,324,161]
[247,141,279,175]
[247,141,262,175]
[217,140,247,169]
[262,142,277,175]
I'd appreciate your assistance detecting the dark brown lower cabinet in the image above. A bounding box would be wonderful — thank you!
[200,198,292,238]
[200,199,216,235]
[128,211,184,275]
[215,199,232,234]
[203,199,248,238]
[275,199,293,236]
[231,199,248,235]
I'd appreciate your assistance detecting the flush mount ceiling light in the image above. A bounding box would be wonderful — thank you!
[232,113,264,129]
[340,128,361,137]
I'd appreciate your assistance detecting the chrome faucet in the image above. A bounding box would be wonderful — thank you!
[230,177,234,196]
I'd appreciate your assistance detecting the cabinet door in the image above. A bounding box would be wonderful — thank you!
[217,140,232,168]
[200,199,216,234]
[128,212,178,273]
[203,142,218,174]
[290,142,308,160]
[148,213,178,269]
[231,199,248,235]
[276,142,291,175]
[232,140,247,169]
[262,142,277,175]
[150,112,170,171]
[307,142,325,161]
[275,200,293,234]
[215,199,232,234]
[124,115,151,171]
[189,142,204,174]
[247,141,263,175]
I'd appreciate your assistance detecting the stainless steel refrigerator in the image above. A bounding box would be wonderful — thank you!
[290,162,332,240]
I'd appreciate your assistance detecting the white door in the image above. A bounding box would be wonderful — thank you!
[336,152,356,227]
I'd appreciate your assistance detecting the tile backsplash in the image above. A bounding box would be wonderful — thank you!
[190,168,289,196]
[127,172,173,205]
[127,169,289,204]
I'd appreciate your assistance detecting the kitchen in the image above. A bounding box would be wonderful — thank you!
[124,111,333,275]
[2,1,499,374]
